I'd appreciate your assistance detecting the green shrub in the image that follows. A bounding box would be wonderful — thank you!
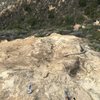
[85,1,98,18]
[85,6,96,18]
[24,5,32,13]
[65,16,74,25]
[79,0,87,7]
[27,17,38,28]
[97,0,100,5]
[48,11,55,19]
[75,15,85,24]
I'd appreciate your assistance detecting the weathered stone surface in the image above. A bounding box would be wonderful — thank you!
[0,33,100,100]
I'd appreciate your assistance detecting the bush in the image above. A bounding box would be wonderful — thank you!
[97,0,100,5]
[79,0,87,7]
[85,7,96,18]
[48,11,55,19]
[65,16,74,25]
[75,15,85,24]
[85,1,98,18]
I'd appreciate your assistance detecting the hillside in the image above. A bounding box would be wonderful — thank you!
[0,0,100,100]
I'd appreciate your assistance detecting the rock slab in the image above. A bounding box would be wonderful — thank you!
[0,33,100,100]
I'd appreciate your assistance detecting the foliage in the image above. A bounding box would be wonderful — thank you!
[75,15,85,24]
[80,24,100,52]
[79,0,87,7]
[27,17,37,28]
[48,11,55,19]
[97,0,100,5]
[85,1,98,18]
[65,16,74,25]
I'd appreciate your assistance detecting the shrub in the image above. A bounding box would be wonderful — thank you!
[97,0,100,5]
[75,15,85,24]
[79,0,87,7]
[48,10,55,19]
[65,16,74,25]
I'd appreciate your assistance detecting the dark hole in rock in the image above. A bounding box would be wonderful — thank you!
[69,58,80,77]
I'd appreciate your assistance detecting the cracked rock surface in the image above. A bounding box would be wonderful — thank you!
[0,33,100,100]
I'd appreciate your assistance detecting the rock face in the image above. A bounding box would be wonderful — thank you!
[0,33,100,100]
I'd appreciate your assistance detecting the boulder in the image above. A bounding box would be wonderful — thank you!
[0,33,100,100]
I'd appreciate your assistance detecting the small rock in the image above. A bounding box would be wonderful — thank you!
[42,70,49,78]
[27,83,33,94]
[82,25,86,29]
[93,20,100,26]
[73,24,81,31]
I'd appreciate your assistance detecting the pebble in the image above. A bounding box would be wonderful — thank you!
[27,83,33,94]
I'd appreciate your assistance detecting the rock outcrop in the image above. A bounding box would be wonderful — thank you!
[0,33,100,100]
